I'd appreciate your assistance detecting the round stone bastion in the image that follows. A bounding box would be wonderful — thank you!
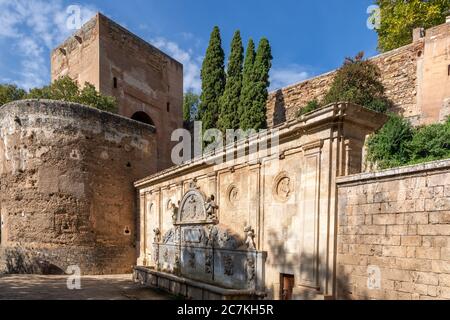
[0,100,157,275]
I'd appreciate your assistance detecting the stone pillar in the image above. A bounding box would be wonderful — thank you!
[137,191,146,266]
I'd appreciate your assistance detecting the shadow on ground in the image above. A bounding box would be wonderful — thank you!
[0,274,174,300]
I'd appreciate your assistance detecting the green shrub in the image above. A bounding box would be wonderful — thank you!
[366,97,389,114]
[367,115,450,169]
[367,115,414,169]
[296,100,321,117]
[409,121,450,163]
[322,52,391,113]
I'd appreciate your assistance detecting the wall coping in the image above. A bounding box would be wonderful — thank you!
[135,102,388,188]
[336,159,450,186]
[0,99,156,133]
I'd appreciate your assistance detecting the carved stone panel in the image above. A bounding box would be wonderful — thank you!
[183,227,203,244]
[223,255,234,276]
[299,152,321,288]
[180,191,205,222]
[177,185,218,225]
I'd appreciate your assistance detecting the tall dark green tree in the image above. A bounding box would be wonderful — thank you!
[218,30,244,132]
[238,39,256,130]
[197,26,225,131]
[239,38,272,130]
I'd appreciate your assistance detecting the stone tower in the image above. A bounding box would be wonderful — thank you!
[51,13,183,170]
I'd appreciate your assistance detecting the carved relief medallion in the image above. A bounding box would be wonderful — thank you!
[273,172,293,202]
[226,184,239,207]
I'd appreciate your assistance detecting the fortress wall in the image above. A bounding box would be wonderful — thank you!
[268,21,450,127]
[0,100,157,275]
[267,40,424,127]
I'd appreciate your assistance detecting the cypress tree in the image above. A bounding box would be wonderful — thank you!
[251,38,272,130]
[218,30,244,132]
[238,39,256,130]
[197,26,225,131]
[239,38,272,130]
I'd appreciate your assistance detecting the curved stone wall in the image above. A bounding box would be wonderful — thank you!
[0,100,157,274]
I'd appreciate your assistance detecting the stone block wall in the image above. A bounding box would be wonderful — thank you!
[0,100,157,275]
[336,160,450,300]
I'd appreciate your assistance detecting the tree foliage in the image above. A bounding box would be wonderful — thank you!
[0,84,26,106]
[239,38,272,131]
[197,26,226,131]
[28,76,117,113]
[1,77,117,113]
[376,0,450,52]
[218,31,244,132]
[183,90,200,122]
[322,52,391,113]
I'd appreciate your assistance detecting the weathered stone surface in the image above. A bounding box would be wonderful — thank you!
[336,159,450,300]
[0,100,157,275]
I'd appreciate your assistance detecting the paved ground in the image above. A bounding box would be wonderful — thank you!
[0,274,174,300]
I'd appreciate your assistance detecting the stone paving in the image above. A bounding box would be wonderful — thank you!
[0,274,174,300]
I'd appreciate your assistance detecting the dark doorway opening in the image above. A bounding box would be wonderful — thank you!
[131,112,155,127]
[280,274,295,300]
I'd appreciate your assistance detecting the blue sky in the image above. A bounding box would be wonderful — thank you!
[0,0,378,92]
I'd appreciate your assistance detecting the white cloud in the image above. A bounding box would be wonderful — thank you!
[152,37,202,94]
[269,64,311,91]
[0,0,96,90]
